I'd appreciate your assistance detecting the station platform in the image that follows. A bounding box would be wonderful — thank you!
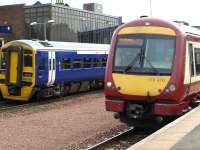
[128,105,200,150]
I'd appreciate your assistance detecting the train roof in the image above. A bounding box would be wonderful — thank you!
[6,40,110,53]
[123,18,200,37]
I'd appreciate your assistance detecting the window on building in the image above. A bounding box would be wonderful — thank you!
[73,58,81,68]
[61,58,71,70]
[24,50,32,67]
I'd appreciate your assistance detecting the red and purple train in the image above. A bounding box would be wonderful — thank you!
[105,17,200,127]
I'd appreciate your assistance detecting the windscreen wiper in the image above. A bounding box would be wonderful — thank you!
[124,52,141,73]
[143,54,160,75]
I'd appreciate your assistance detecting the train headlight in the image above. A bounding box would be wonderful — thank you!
[165,84,176,93]
[106,82,112,88]
[169,84,176,92]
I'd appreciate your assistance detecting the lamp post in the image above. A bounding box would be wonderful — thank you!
[30,19,55,41]
[149,0,152,17]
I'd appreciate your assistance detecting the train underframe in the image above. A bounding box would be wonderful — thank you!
[106,98,196,128]
[33,80,103,100]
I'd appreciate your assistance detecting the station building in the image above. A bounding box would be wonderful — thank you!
[0,1,122,44]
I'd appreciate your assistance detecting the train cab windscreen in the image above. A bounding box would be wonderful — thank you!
[113,35,175,75]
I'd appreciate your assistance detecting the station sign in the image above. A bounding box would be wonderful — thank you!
[0,25,12,34]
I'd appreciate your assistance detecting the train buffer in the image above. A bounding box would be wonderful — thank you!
[127,105,200,150]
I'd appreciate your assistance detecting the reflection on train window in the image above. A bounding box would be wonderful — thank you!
[114,47,141,67]
[93,58,101,67]
[39,58,45,70]
[102,58,107,67]
[83,58,92,68]
[0,52,6,70]
[97,58,101,67]
[24,50,32,67]
[114,36,175,75]
[61,58,71,70]
[195,48,200,75]
[144,38,174,69]
[73,59,81,68]
[93,58,97,67]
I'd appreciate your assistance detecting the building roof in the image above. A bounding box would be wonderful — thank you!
[24,2,121,19]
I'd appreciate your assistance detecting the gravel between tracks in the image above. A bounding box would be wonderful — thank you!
[0,91,127,150]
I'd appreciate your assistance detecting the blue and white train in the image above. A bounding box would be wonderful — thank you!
[0,40,109,101]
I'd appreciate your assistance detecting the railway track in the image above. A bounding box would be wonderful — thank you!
[86,127,156,150]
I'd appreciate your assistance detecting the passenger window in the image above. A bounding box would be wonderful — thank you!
[83,58,92,68]
[24,50,32,67]
[195,48,200,75]
[0,52,6,70]
[39,59,45,70]
[93,58,98,67]
[73,59,81,68]
[61,58,71,70]
[102,57,107,67]
[97,58,101,67]
[93,58,101,67]
[189,44,194,76]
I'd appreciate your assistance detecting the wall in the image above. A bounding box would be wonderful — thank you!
[0,4,26,42]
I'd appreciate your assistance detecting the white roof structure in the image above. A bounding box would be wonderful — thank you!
[7,40,110,54]
[173,21,200,36]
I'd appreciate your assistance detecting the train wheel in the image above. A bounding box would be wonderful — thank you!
[62,85,70,96]
[79,81,90,92]
[69,83,80,94]
[90,81,96,89]
[31,91,43,102]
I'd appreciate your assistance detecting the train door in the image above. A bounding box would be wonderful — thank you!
[9,51,18,84]
[185,42,198,95]
[36,51,48,85]
[6,46,23,86]
[4,46,23,96]
[47,51,56,86]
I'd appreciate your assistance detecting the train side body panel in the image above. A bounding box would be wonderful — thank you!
[0,40,109,101]
[36,51,48,86]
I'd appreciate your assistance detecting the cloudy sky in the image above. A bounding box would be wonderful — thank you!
[1,0,200,25]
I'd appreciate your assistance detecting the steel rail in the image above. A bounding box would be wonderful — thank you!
[86,127,135,150]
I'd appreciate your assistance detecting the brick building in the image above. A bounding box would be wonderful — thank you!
[0,4,26,42]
